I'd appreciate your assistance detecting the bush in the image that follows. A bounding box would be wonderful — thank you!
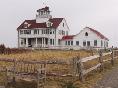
[0,44,31,55]
[0,44,6,54]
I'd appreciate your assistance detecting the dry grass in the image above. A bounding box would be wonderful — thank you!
[0,50,93,61]
[0,49,114,88]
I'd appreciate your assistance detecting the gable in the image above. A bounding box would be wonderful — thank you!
[74,27,109,41]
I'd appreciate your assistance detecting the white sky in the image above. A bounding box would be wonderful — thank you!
[0,0,118,47]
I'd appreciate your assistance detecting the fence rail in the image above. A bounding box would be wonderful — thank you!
[73,49,118,82]
[0,48,118,87]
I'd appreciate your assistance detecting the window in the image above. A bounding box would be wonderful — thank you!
[65,41,67,45]
[34,30,37,34]
[76,41,79,46]
[68,41,70,45]
[58,39,61,45]
[38,30,39,34]
[94,40,97,46]
[46,29,48,34]
[83,41,86,46]
[20,30,23,34]
[101,40,103,47]
[24,39,26,44]
[53,39,54,45]
[42,30,43,34]
[53,30,55,34]
[50,30,52,34]
[63,23,64,27]
[104,41,105,47]
[63,31,65,35]
[50,39,52,45]
[41,11,43,15]
[85,32,88,36]
[47,29,50,34]
[44,30,46,34]
[48,23,51,27]
[24,30,31,34]
[21,39,26,45]
[21,40,24,45]
[87,41,90,46]
[106,42,108,47]
[71,41,73,45]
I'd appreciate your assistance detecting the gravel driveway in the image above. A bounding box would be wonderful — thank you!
[93,66,118,88]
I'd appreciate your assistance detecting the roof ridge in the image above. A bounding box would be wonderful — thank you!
[86,27,109,40]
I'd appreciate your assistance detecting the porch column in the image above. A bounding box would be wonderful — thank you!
[44,38,46,47]
[41,38,43,47]
[26,38,28,47]
[36,38,37,47]
[48,38,50,47]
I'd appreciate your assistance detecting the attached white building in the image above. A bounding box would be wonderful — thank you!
[61,27,109,50]
[17,6,109,50]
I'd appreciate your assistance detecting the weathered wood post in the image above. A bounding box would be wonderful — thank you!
[13,59,16,83]
[37,69,45,88]
[111,46,114,65]
[37,69,40,88]
[44,61,46,84]
[72,58,77,76]
[4,67,8,88]
[77,56,85,82]
[99,50,104,71]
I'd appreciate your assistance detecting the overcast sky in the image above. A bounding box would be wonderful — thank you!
[0,0,118,47]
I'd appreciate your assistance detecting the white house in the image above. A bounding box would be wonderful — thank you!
[61,27,109,50]
[17,6,70,49]
[17,6,109,50]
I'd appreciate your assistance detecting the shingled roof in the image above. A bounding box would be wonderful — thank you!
[86,27,109,40]
[62,35,75,40]
[17,18,63,30]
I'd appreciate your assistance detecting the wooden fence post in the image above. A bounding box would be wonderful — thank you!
[44,62,46,84]
[99,50,104,71]
[4,67,8,88]
[37,69,39,88]
[72,58,77,76]
[13,59,16,83]
[77,56,85,82]
[111,47,114,66]
[37,63,46,88]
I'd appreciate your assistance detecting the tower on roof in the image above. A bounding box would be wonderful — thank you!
[36,6,52,23]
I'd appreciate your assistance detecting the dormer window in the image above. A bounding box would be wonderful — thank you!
[24,22,31,28]
[46,21,52,27]
[85,32,88,36]
[41,11,43,15]
[24,23,28,28]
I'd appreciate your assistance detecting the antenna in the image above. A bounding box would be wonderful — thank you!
[42,1,47,7]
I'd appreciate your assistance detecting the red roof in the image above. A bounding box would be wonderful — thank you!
[62,35,75,40]
[17,18,63,30]
[86,27,109,40]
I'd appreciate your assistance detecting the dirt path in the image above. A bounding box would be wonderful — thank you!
[93,66,118,88]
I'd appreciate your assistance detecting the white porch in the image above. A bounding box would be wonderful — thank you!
[20,38,49,48]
